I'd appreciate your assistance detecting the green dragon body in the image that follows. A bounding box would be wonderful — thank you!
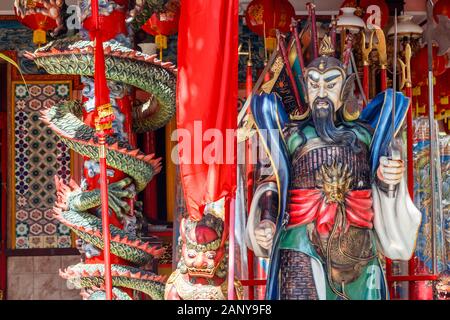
[26,36,177,132]
[61,264,166,300]
[40,101,162,192]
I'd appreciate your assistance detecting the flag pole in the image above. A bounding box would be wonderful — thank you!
[98,136,113,300]
[425,0,438,276]
[227,197,236,300]
[92,0,114,300]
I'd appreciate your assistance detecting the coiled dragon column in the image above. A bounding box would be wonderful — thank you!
[25,0,177,299]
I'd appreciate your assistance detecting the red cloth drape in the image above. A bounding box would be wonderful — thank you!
[288,189,374,235]
[177,0,238,220]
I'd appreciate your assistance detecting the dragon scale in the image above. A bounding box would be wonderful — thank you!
[61,263,166,300]
[26,37,177,132]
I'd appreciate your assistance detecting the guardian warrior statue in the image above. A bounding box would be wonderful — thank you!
[246,37,421,300]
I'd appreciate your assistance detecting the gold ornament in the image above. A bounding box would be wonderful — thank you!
[319,35,335,57]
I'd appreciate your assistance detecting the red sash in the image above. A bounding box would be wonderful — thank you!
[288,189,374,235]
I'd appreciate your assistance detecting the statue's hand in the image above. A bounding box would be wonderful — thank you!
[254,220,276,250]
[377,156,405,186]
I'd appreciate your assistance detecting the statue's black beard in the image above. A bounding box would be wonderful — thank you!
[311,97,360,152]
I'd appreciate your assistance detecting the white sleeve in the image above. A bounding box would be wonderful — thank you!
[372,177,422,260]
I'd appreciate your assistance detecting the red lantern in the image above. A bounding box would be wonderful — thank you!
[411,46,448,85]
[14,0,61,45]
[142,10,179,37]
[434,0,450,21]
[244,0,295,51]
[142,0,180,59]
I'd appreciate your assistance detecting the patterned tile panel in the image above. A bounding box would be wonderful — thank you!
[12,82,73,249]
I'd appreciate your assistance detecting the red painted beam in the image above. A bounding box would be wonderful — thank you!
[143,132,158,221]
[387,275,438,282]
[240,279,267,286]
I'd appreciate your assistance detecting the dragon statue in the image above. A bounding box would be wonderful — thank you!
[25,0,178,299]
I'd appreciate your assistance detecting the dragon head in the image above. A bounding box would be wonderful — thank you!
[178,212,228,279]
[316,161,353,204]
[436,270,450,300]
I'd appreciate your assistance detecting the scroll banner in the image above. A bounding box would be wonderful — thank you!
[177,0,238,220]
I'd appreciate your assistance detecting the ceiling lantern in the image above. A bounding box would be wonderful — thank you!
[142,0,180,60]
[244,0,295,52]
[434,0,450,21]
[337,7,365,33]
[14,0,63,46]
[387,15,423,39]
[340,0,389,28]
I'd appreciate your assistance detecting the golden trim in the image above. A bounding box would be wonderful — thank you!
[405,44,412,88]
[361,31,374,66]
[290,108,310,121]
[372,27,387,69]
[304,66,347,80]
[398,58,407,91]
[261,56,284,94]
[98,143,106,158]
[343,106,360,122]
[319,36,335,57]
[261,39,297,94]
[10,80,73,249]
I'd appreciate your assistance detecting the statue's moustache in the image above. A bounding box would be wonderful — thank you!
[313,97,334,108]
[312,97,334,117]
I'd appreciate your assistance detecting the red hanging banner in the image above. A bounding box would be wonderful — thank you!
[177,0,239,220]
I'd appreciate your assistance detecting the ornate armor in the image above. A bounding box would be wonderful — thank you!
[289,137,372,190]
[284,132,376,292]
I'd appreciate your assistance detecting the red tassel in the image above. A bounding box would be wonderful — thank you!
[246,64,252,98]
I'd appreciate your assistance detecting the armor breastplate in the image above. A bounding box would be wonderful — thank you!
[287,135,375,289]
[290,137,372,190]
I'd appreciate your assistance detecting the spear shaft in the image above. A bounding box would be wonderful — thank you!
[387,10,401,199]
[425,0,438,275]
[306,2,319,59]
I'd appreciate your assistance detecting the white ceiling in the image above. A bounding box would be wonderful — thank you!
[0,1,427,16]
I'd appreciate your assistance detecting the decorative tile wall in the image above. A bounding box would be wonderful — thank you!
[12,82,73,249]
